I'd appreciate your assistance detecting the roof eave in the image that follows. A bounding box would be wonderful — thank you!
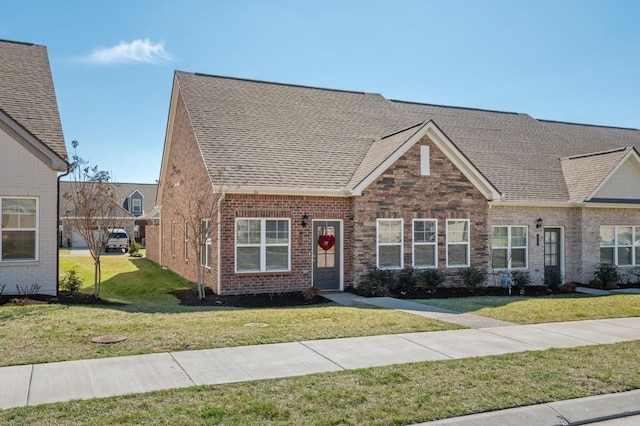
[226,186,353,197]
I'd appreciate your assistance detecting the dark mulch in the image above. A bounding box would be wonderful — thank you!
[171,289,330,308]
[346,285,554,300]
[0,292,122,306]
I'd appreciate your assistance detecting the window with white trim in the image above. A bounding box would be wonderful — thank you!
[1,197,38,261]
[600,226,640,266]
[446,219,470,267]
[184,221,189,261]
[491,226,528,269]
[235,218,290,272]
[377,218,403,269]
[131,198,142,214]
[413,219,437,268]
[420,145,430,176]
[200,219,211,268]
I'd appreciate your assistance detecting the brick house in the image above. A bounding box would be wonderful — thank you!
[148,72,640,295]
[0,40,68,296]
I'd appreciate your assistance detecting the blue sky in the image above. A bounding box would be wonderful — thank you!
[2,0,640,183]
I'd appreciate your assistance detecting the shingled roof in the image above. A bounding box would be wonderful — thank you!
[173,71,640,203]
[0,39,67,161]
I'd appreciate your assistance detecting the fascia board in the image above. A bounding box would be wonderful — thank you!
[0,109,67,171]
[156,74,181,209]
[586,148,640,201]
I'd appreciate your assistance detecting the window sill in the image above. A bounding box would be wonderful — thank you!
[0,260,39,266]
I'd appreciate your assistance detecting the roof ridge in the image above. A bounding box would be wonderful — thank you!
[539,118,639,131]
[390,99,521,116]
[185,71,373,96]
[562,147,629,161]
[0,38,37,46]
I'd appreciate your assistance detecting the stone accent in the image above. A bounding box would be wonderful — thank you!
[352,136,490,285]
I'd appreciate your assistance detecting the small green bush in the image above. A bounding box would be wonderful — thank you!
[59,269,83,293]
[302,287,320,301]
[394,267,417,295]
[417,269,446,291]
[128,239,142,257]
[545,269,563,292]
[510,270,532,291]
[460,267,487,290]
[355,269,395,297]
[593,263,620,288]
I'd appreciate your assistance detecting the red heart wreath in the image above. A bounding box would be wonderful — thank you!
[318,234,336,251]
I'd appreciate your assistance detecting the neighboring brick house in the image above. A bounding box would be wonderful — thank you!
[59,182,158,247]
[0,39,68,296]
[148,71,640,295]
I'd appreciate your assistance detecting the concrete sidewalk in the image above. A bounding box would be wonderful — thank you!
[2,315,640,421]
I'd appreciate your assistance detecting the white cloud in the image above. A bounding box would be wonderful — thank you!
[83,38,173,65]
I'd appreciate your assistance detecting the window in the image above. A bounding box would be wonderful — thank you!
[413,219,437,268]
[235,218,290,272]
[184,221,189,260]
[491,226,528,269]
[377,219,403,269]
[201,219,211,268]
[1,197,37,261]
[600,226,640,266]
[131,198,142,214]
[171,221,176,256]
[420,145,430,176]
[446,219,469,267]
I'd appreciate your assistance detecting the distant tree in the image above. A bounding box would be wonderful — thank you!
[62,140,119,298]
[165,164,226,299]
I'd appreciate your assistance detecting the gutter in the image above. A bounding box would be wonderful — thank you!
[56,163,71,298]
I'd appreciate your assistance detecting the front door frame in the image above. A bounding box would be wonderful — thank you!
[543,226,565,283]
[311,219,344,291]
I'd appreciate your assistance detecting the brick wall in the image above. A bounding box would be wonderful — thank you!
[218,194,351,295]
[352,136,490,286]
[145,225,159,264]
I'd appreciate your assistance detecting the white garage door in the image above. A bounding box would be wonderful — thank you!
[71,231,88,248]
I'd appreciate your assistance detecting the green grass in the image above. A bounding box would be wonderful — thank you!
[1,341,639,425]
[0,255,459,367]
[415,294,640,323]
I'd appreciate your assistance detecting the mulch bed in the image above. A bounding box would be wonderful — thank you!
[0,291,122,306]
[171,289,330,308]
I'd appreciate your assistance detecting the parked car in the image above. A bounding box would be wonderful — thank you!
[105,229,130,253]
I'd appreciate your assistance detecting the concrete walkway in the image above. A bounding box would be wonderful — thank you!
[2,294,640,425]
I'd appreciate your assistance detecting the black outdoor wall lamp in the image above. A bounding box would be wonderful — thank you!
[301,214,309,227]
[535,217,544,229]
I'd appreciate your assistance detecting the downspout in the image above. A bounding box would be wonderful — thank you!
[217,191,225,295]
[56,163,71,298]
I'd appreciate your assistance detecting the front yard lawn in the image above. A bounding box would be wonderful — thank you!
[416,294,640,323]
[0,255,460,367]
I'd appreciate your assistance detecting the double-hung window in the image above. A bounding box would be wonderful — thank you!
[413,219,437,268]
[131,198,142,214]
[184,221,189,261]
[446,219,469,267]
[200,219,211,268]
[491,226,527,269]
[235,218,290,272]
[1,197,37,261]
[171,221,176,257]
[377,219,403,269]
[600,226,640,266]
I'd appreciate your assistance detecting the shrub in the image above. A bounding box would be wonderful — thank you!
[417,269,446,291]
[510,270,532,292]
[593,263,620,289]
[545,269,563,292]
[394,267,417,295]
[355,269,395,297]
[460,267,487,290]
[128,239,142,257]
[559,282,577,293]
[60,269,83,293]
[302,287,320,301]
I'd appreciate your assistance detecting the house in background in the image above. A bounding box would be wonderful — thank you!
[0,39,68,296]
[148,71,640,295]
[59,182,158,247]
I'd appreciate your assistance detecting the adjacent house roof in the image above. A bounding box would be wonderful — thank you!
[60,182,158,218]
[169,71,640,203]
[0,39,67,162]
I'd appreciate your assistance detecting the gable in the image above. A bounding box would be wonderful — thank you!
[590,149,640,201]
